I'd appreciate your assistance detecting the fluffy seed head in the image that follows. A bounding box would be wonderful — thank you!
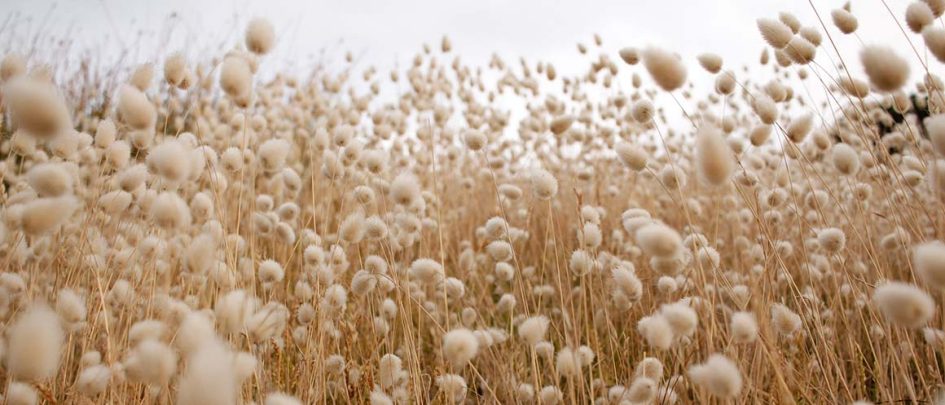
[696,125,734,185]
[915,242,945,290]
[688,354,742,398]
[4,77,72,138]
[443,328,479,367]
[873,282,935,328]
[907,2,935,33]
[246,18,276,55]
[697,53,723,73]
[6,305,63,381]
[530,169,558,200]
[642,47,687,92]
[636,223,681,257]
[860,45,910,92]
[518,315,550,345]
[757,18,793,48]
[117,84,155,130]
[832,8,859,34]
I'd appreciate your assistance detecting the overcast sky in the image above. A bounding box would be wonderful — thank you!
[0,0,927,80]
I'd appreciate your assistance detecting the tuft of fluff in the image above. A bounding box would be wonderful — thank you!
[75,365,111,396]
[550,115,574,135]
[219,56,253,101]
[770,303,803,336]
[757,18,793,48]
[390,172,421,205]
[860,45,910,92]
[177,340,238,405]
[642,47,687,92]
[696,125,734,185]
[688,354,743,398]
[463,129,487,151]
[832,8,858,34]
[927,114,945,157]
[530,169,558,200]
[926,0,945,16]
[147,139,192,183]
[27,163,73,197]
[4,382,38,405]
[4,77,72,138]
[1,53,26,81]
[615,142,648,171]
[246,18,276,55]
[925,26,945,63]
[214,290,257,334]
[626,377,657,403]
[378,354,404,389]
[258,138,291,173]
[259,259,285,284]
[831,143,860,175]
[635,357,664,381]
[56,288,86,324]
[784,36,816,64]
[123,340,177,386]
[637,315,674,350]
[518,315,550,345]
[631,99,655,123]
[915,242,945,290]
[636,223,682,257]
[443,328,479,367]
[555,347,582,377]
[660,301,698,337]
[370,390,394,405]
[539,386,563,404]
[907,2,935,33]
[265,392,302,405]
[786,113,814,143]
[817,228,846,253]
[21,196,79,236]
[6,305,63,380]
[150,192,191,230]
[129,64,153,90]
[117,84,156,130]
[164,52,187,86]
[752,94,779,124]
[618,47,640,65]
[435,374,467,403]
[730,312,759,343]
[410,258,444,284]
[697,53,723,73]
[873,282,935,328]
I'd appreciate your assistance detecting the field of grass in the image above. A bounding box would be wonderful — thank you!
[2,2,945,404]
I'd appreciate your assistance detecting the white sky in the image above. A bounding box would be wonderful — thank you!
[0,0,929,80]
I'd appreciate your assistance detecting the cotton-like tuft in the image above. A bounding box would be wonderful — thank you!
[518,315,550,345]
[246,18,276,55]
[636,223,681,257]
[832,8,859,34]
[873,282,935,328]
[117,84,155,130]
[6,305,63,380]
[696,125,734,185]
[443,328,479,367]
[642,47,687,92]
[757,18,793,49]
[688,354,743,398]
[4,77,72,138]
[177,340,238,405]
[907,2,935,33]
[730,312,758,343]
[697,53,723,73]
[860,45,910,92]
[530,169,558,200]
[27,163,73,197]
[915,242,945,290]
